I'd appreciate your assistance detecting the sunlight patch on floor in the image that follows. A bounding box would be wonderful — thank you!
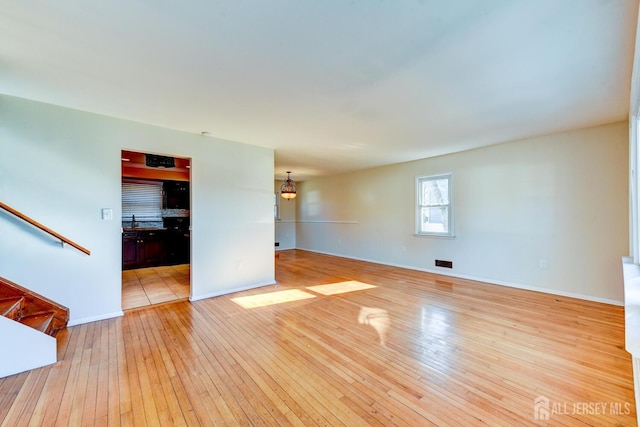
[306,280,376,296]
[231,289,316,309]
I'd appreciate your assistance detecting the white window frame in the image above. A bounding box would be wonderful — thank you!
[415,173,455,238]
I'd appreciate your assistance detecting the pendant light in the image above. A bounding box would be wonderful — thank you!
[280,171,297,199]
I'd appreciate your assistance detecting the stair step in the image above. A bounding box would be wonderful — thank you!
[0,296,23,320]
[19,311,55,335]
[0,276,69,337]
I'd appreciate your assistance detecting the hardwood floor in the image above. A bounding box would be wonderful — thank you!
[0,250,636,426]
[122,265,190,310]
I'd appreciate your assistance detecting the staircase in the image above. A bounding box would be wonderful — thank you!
[0,202,85,378]
[0,276,69,336]
[0,276,69,378]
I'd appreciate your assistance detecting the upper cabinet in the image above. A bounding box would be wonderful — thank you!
[164,181,189,209]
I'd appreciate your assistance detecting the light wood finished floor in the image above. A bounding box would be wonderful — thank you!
[122,265,190,310]
[0,250,635,426]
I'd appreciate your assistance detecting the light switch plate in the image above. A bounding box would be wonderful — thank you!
[102,208,113,221]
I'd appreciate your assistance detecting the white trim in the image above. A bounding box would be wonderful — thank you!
[278,219,360,224]
[622,257,640,354]
[296,220,359,224]
[296,247,623,306]
[189,280,276,302]
[629,4,640,118]
[627,7,640,421]
[415,172,455,238]
[413,233,456,239]
[68,310,124,327]
[630,3,640,264]
[631,118,638,263]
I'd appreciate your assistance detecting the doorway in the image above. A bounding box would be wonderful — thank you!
[121,150,191,309]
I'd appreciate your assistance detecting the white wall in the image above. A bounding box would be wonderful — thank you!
[274,180,296,250]
[0,316,56,377]
[0,95,275,324]
[296,122,629,304]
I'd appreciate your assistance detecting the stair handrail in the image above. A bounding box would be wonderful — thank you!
[0,202,90,255]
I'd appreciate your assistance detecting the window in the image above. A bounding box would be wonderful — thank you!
[274,193,280,220]
[416,173,454,237]
[122,180,163,222]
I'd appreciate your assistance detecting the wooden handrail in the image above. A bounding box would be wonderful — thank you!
[0,202,90,255]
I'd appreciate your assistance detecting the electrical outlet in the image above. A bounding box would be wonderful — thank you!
[539,259,548,269]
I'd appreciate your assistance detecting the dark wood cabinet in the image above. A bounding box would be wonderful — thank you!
[122,231,165,269]
[164,232,190,265]
[122,232,139,269]
[122,230,188,270]
[163,181,189,209]
[140,232,163,265]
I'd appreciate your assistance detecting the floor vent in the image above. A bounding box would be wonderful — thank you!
[435,259,453,268]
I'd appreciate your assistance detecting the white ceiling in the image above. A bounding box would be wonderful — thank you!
[1,1,638,181]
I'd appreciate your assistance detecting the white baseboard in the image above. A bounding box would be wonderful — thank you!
[296,247,624,306]
[190,280,276,302]
[68,310,124,327]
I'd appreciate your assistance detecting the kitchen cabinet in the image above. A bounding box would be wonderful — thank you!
[122,232,139,269]
[163,181,189,209]
[164,232,190,265]
[122,229,188,269]
[140,231,163,265]
[122,230,165,270]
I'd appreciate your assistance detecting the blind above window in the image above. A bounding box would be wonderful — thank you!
[122,181,163,221]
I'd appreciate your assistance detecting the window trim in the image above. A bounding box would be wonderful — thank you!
[415,173,455,238]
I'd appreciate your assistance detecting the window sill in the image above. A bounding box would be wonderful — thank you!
[413,233,456,239]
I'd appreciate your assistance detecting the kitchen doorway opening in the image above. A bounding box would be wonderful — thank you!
[120,150,191,310]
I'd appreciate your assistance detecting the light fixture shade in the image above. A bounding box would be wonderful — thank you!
[280,171,297,199]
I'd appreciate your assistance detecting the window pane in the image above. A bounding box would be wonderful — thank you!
[420,206,449,233]
[122,181,163,221]
[422,178,449,205]
[416,173,453,236]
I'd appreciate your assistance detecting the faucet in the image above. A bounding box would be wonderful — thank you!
[132,214,136,229]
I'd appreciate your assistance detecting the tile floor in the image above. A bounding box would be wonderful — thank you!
[122,264,190,310]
